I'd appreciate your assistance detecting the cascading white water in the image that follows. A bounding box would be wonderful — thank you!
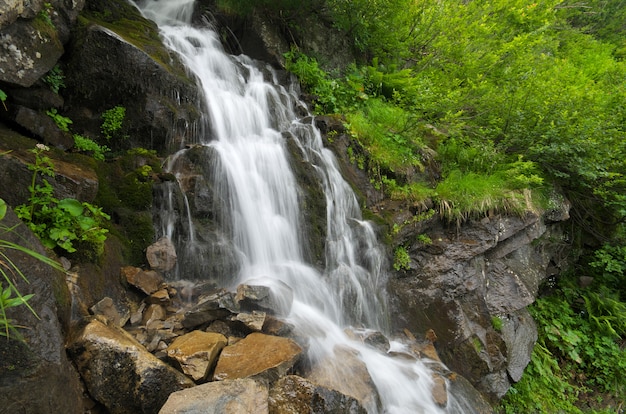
[138,1,471,412]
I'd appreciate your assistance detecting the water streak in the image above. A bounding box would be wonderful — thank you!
[138,1,470,412]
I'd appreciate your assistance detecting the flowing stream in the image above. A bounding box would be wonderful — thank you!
[137,1,471,412]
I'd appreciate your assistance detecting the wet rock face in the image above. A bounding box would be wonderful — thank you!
[307,346,381,413]
[60,0,200,154]
[389,212,568,401]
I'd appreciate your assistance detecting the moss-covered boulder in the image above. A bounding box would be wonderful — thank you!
[63,0,201,154]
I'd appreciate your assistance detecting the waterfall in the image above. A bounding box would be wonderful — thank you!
[137,1,471,412]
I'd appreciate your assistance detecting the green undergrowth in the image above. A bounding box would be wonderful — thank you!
[500,242,626,413]
[281,0,625,236]
[286,51,547,223]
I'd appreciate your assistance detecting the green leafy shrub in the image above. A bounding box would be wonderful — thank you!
[43,65,65,94]
[46,108,72,132]
[14,144,110,259]
[347,98,424,176]
[284,49,343,114]
[393,246,411,271]
[73,134,110,161]
[0,198,64,340]
[101,105,128,142]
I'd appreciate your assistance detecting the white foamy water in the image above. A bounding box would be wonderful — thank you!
[138,1,471,412]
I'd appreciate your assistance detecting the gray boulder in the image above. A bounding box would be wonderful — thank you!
[0,0,84,87]
[68,317,194,414]
[159,378,269,414]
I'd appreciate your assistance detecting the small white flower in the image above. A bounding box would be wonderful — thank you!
[35,143,49,151]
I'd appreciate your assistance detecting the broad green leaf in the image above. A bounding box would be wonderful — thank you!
[0,198,6,220]
[58,198,84,216]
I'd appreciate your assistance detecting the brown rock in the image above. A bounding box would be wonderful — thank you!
[269,375,367,414]
[307,346,380,412]
[89,296,129,327]
[146,236,177,272]
[159,378,269,414]
[431,373,448,407]
[142,304,166,327]
[236,311,266,332]
[148,288,171,305]
[68,318,194,414]
[167,331,228,382]
[122,267,164,295]
[213,332,302,383]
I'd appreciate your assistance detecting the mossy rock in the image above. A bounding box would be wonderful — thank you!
[94,149,162,266]
[63,0,201,154]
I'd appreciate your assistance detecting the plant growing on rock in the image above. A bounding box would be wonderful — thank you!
[0,198,64,340]
[393,246,411,271]
[0,89,7,111]
[15,144,110,259]
[46,108,72,132]
[73,134,110,161]
[37,2,54,27]
[43,65,65,94]
[101,105,128,143]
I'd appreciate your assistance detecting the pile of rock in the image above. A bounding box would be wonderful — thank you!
[67,239,466,413]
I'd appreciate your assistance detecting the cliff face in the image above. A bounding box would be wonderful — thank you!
[0,0,571,407]
[318,120,571,401]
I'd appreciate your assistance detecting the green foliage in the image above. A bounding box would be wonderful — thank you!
[500,343,583,414]
[0,283,33,340]
[73,134,110,161]
[46,108,72,132]
[101,105,128,143]
[500,240,626,412]
[0,89,7,111]
[347,98,424,176]
[14,145,110,259]
[434,170,536,224]
[284,0,625,238]
[491,316,503,332]
[0,198,64,340]
[216,0,315,16]
[43,65,65,94]
[393,246,411,271]
[284,49,347,114]
[37,2,54,27]
[416,233,432,245]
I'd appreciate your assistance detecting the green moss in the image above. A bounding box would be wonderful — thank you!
[93,149,162,266]
[116,210,155,265]
[78,0,193,85]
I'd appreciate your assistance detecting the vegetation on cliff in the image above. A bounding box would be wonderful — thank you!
[218,0,626,411]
